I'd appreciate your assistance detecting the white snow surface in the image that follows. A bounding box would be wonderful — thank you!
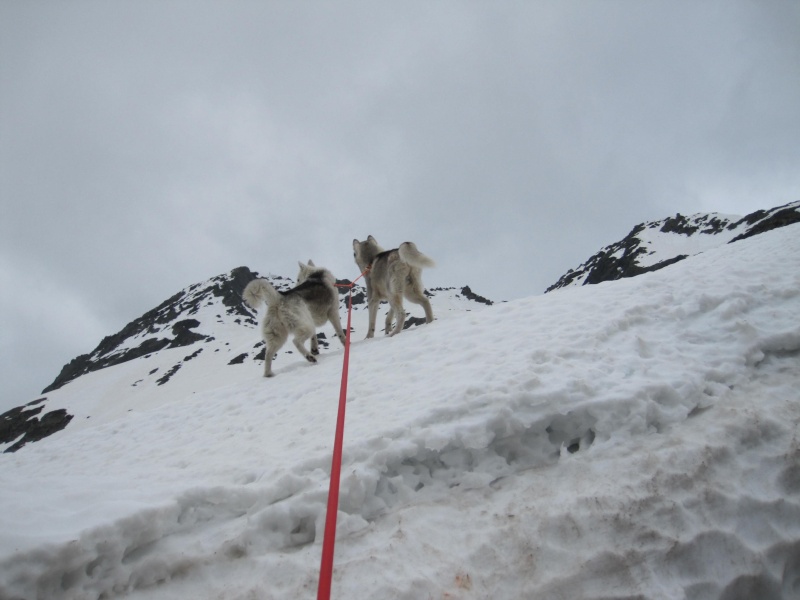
[2,225,800,599]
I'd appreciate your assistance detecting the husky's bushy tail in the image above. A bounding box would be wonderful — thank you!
[243,279,280,308]
[398,241,435,269]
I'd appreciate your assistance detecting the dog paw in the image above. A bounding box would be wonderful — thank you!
[311,348,320,356]
[305,355,317,364]
[264,372,275,378]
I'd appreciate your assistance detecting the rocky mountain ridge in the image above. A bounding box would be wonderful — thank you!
[546,200,800,292]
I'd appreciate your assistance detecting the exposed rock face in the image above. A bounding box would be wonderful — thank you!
[546,200,800,292]
[1,398,73,453]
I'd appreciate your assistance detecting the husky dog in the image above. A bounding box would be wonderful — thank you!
[243,261,346,377]
[352,236,435,338]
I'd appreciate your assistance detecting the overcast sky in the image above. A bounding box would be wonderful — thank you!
[1,0,799,411]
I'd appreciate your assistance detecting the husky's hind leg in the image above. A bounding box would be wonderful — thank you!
[404,272,434,324]
[262,327,288,378]
[387,294,406,336]
[384,307,395,336]
[405,289,434,324]
[263,344,278,377]
[291,324,318,364]
[366,297,380,339]
[327,307,347,346]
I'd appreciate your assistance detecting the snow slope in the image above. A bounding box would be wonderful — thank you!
[3,268,490,447]
[1,224,799,599]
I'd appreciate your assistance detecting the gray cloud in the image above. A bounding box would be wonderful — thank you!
[2,0,799,410]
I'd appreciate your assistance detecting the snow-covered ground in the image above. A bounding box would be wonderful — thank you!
[1,224,799,599]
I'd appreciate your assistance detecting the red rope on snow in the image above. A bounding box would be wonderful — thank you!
[317,268,369,600]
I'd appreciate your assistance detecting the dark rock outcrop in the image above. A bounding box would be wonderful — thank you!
[1,398,73,453]
[728,205,800,243]
[459,286,494,306]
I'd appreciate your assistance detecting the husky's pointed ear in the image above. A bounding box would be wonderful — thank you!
[298,261,306,270]
[353,239,360,249]
[367,235,377,243]
[308,259,315,266]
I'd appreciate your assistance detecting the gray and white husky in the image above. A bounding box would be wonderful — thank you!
[352,236,435,338]
[243,261,346,377]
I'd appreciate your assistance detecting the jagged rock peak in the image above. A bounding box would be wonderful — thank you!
[546,200,800,292]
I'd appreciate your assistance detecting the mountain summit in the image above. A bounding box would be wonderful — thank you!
[43,266,261,394]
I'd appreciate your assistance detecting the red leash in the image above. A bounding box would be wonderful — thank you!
[317,268,369,600]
